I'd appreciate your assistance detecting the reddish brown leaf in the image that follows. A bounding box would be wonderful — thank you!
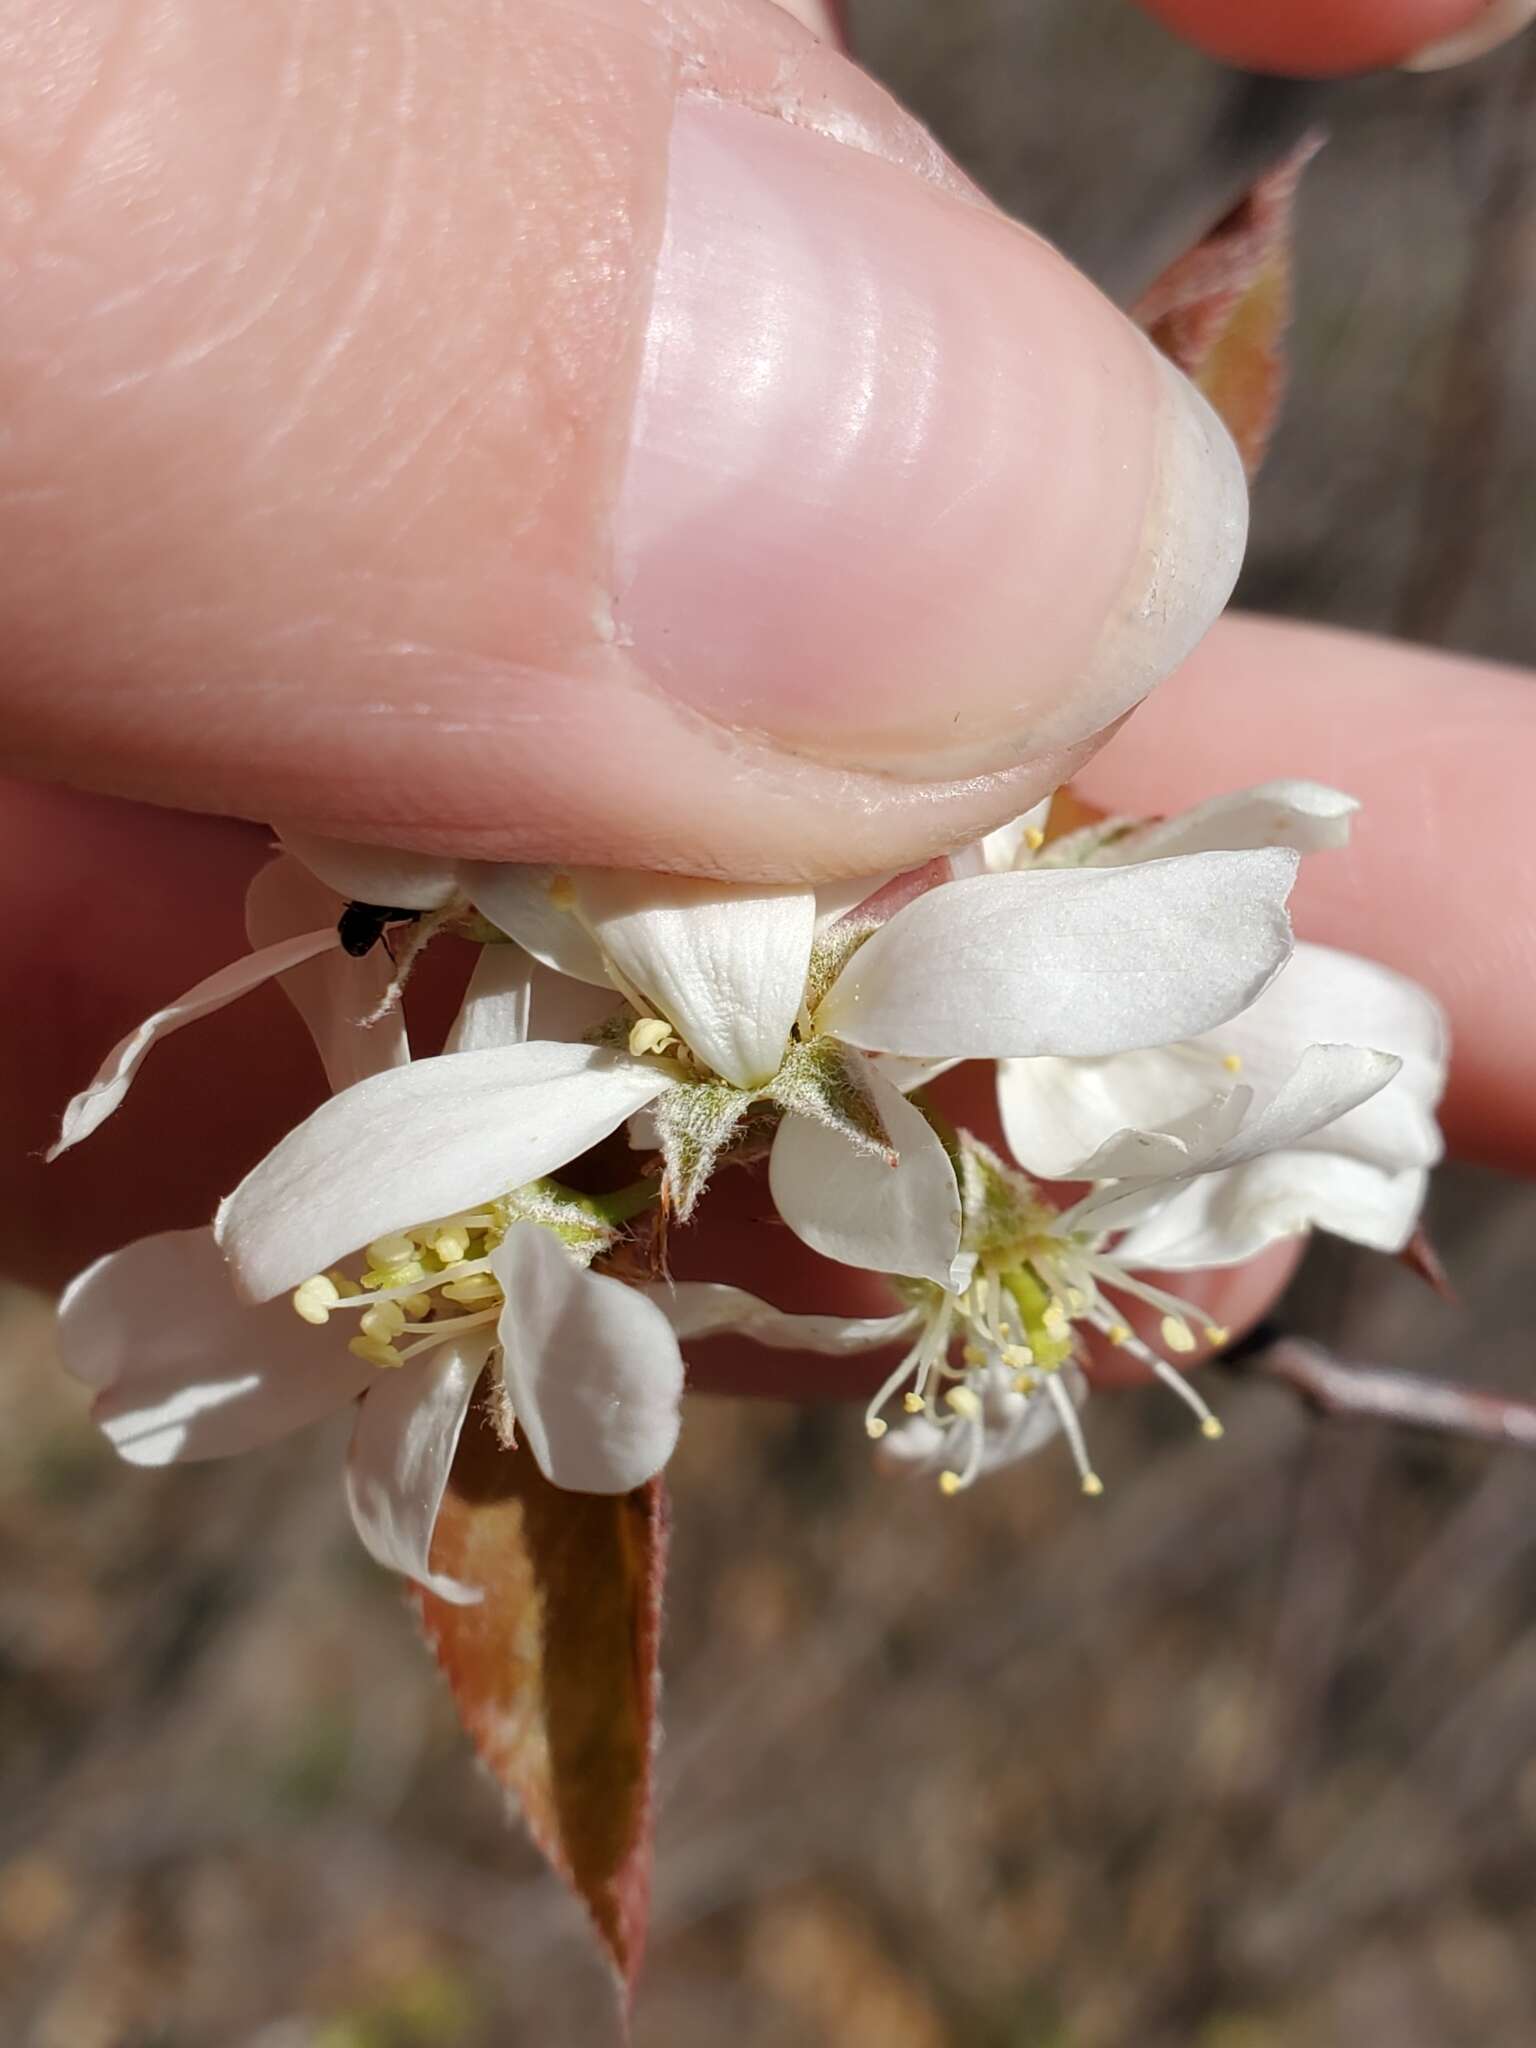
[418,1398,669,2012]
[1134,132,1324,479]
[1399,1223,1459,1304]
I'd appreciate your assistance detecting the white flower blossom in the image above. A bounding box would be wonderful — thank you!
[459,842,1301,1286]
[650,1136,1240,1498]
[972,783,1447,1260]
[60,1207,685,1602]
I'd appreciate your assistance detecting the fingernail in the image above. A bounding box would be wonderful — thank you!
[1403,0,1535,69]
[613,100,1246,778]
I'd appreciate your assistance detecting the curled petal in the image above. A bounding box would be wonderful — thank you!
[491,1224,683,1493]
[575,870,816,1089]
[463,865,610,985]
[1206,943,1447,1171]
[50,926,340,1157]
[246,854,409,1089]
[817,850,1299,1060]
[769,1068,963,1289]
[1102,781,1358,863]
[216,1044,672,1301]
[1111,1153,1430,1269]
[997,1047,1251,1181]
[59,1228,368,1465]
[345,1332,491,1604]
[275,829,460,910]
[653,1282,919,1355]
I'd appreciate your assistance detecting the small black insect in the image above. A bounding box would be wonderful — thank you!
[337,901,424,959]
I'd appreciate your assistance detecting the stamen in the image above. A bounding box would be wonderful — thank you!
[1045,1373,1103,1496]
[1160,1314,1198,1355]
[628,1016,677,1058]
[1023,825,1046,852]
[366,1233,417,1270]
[945,1385,982,1422]
[1222,1052,1243,1074]
[293,1275,340,1326]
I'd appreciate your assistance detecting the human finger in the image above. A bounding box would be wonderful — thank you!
[1133,0,1533,74]
[0,0,1242,885]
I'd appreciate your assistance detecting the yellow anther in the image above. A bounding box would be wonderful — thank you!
[366,1233,417,1269]
[1081,1473,1105,1498]
[1023,825,1046,851]
[327,1271,361,1300]
[348,1335,402,1369]
[945,1386,983,1422]
[1106,1322,1132,1347]
[1065,1286,1087,1312]
[400,1293,433,1320]
[548,873,577,910]
[1201,1416,1225,1441]
[902,1391,925,1415]
[292,1275,340,1326]
[1160,1315,1198,1355]
[432,1229,471,1266]
[1012,1372,1039,1395]
[360,1302,406,1342]
[865,1416,888,1440]
[1001,1343,1034,1370]
[961,1343,988,1367]
[1222,1052,1243,1074]
[1206,1325,1230,1348]
[938,1471,962,1497]
[628,1016,677,1058]
[362,1259,426,1291]
[1042,1302,1070,1339]
[442,1273,500,1306]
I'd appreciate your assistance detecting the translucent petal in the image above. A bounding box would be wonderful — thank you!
[492,1224,684,1493]
[769,1066,963,1288]
[58,1228,368,1465]
[817,850,1299,1059]
[345,1332,491,1604]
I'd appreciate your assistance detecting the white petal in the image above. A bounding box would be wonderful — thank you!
[245,854,409,1089]
[997,1047,1249,1180]
[50,926,341,1157]
[463,864,611,985]
[216,1043,673,1301]
[574,870,815,1089]
[817,850,1299,1060]
[529,960,625,1043]
[1102,781,1358,864]
[652,1282,919,1355]
[445,946,533,1053]
[275,829,460,910]
[58,1228,368,1465]
[1201,943,1447,1171]
[344,1332,491,1604]
[769,1066,963,1288]
[491,1223,683,1492]
[949,796,1056,879]
[1072,1043,1402,1244]
[1112,1153,1430,1269]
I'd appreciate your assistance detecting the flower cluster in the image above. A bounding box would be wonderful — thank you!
[52,780,1448,1597]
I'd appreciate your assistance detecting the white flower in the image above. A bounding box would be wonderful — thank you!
[981,784,1447,1259]
[59,1209,686,1603]
[462,842,1301,1288]
[648,1136,1242,1499]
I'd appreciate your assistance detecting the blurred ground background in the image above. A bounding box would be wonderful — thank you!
[5,3,1536,2043]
